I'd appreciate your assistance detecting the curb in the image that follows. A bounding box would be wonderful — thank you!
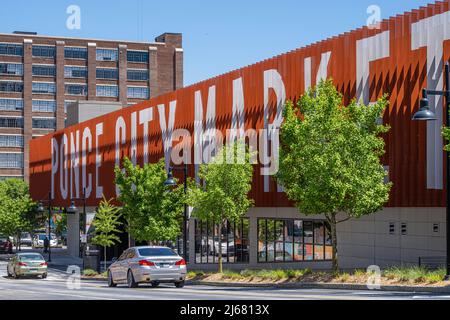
[186,280,450,293]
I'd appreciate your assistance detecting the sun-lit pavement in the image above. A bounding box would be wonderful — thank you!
[1,249,450,300]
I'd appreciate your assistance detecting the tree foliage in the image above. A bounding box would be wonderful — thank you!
[277,79,392,271]
[187,141,254,273]
[115,157,184,244]
[0,179,35,237]
[91,196,122,249]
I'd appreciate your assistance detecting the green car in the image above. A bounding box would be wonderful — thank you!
[7,253,48,279]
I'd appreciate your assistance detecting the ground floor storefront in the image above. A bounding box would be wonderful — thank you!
[66,207,446,271]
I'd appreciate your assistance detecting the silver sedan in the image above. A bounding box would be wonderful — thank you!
[7,252,48,279]
[108,246,187,288]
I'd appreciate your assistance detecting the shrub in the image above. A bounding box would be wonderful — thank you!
[83,269,98,277]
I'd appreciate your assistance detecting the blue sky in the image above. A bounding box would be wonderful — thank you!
[0,0,434,86]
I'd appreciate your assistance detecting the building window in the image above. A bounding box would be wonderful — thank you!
[0,99,23,111]
[0,43,23,56]
[0,135,24,148]
[0,117,23,128]
[32,100,56,113]
[65,84,87,96]
[127,69,149,81]
[0,63,23,76]
[65,47,87,60]
[195,219,249,264]
[0,176,23,181]
[127,86,149,99]
[0,81,23,93]
[32,118,56,129]
[32,82,56,94]
[32,65,56,77]
[96,48,118,61]
[257,218,332,263]
[96,68,118,80]
[65,66,88,79]
[96,85,118,97]
[32,45,55,58]
[127,50,149,63]
[0,153,23,168]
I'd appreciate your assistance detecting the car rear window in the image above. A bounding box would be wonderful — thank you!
[138,248,177,257]
[19,254,44,261]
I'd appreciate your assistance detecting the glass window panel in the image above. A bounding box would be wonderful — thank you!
[32,118,56,129]
[293,220,303,261]
[96,68,118,80]
[65,84,87,96]
[0,118,23,128]
[32,65,56,77]
[0,135,24,148]
[32,82,56,94]
[127,86,149,99]
[266,219,275,263]
[0,43,23,56]
[0,81,23,93]
[32,46,55,58]
[127,50,149,63]
[284,220,294,262]
[304,221,314,261]
[65,47,87,59]
[258,219,266,263]
[314,221,325,260]
[32,100,56,113]
[96,85,118,97]
[96,49,118,61]
[65,66,87,79]
[0,99,23,111]
[325,222,333,260]
[127,69,149,81]
[0,153,23,168]
[275,220,284,262]
[0,63,23,76]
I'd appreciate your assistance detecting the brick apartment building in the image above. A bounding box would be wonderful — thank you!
[0,31,183,181]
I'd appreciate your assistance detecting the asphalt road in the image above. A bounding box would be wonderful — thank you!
[1,262,450,300]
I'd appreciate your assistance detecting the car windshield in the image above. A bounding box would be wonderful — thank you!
[38,235,53,240]
[21,233,30,238]
[138,248,177,257]
[19,254,44,261]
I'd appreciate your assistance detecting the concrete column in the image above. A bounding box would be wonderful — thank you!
[23,39,33,182]
[118,44,128,106]
[174,48,183,90]
[149,46,158,98]
[56,41,65,130]
[249,215,258,266]
[67,211,80,257]
[87,43,97,100]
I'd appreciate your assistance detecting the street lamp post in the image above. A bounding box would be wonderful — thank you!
[67,188,87,258]
[412,61,450,279]
[38,192,53,263]
[164,164,188,261]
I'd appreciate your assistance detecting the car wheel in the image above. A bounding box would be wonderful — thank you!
[151,281,160,288]
[7,268,12,278]
[127,270,138,288]
[108,271,117,288]
[175,281,185,288]
[13,271,20,279]
[42,273,47,279]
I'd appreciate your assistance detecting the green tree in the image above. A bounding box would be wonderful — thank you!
[0,179,35,244]
[277,79,392,272]
[115,157,184,244]
[187,141,254,273]
[91,196,122,271]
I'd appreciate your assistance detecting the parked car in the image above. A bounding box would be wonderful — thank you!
[33,234,58,248]
[20,233,33,247]
[107,246,187,289]
[0,235,12,254]
[7,252,48,279]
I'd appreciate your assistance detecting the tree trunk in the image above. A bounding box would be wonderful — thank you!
[329,213,339,273]
[218,220,223,274]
